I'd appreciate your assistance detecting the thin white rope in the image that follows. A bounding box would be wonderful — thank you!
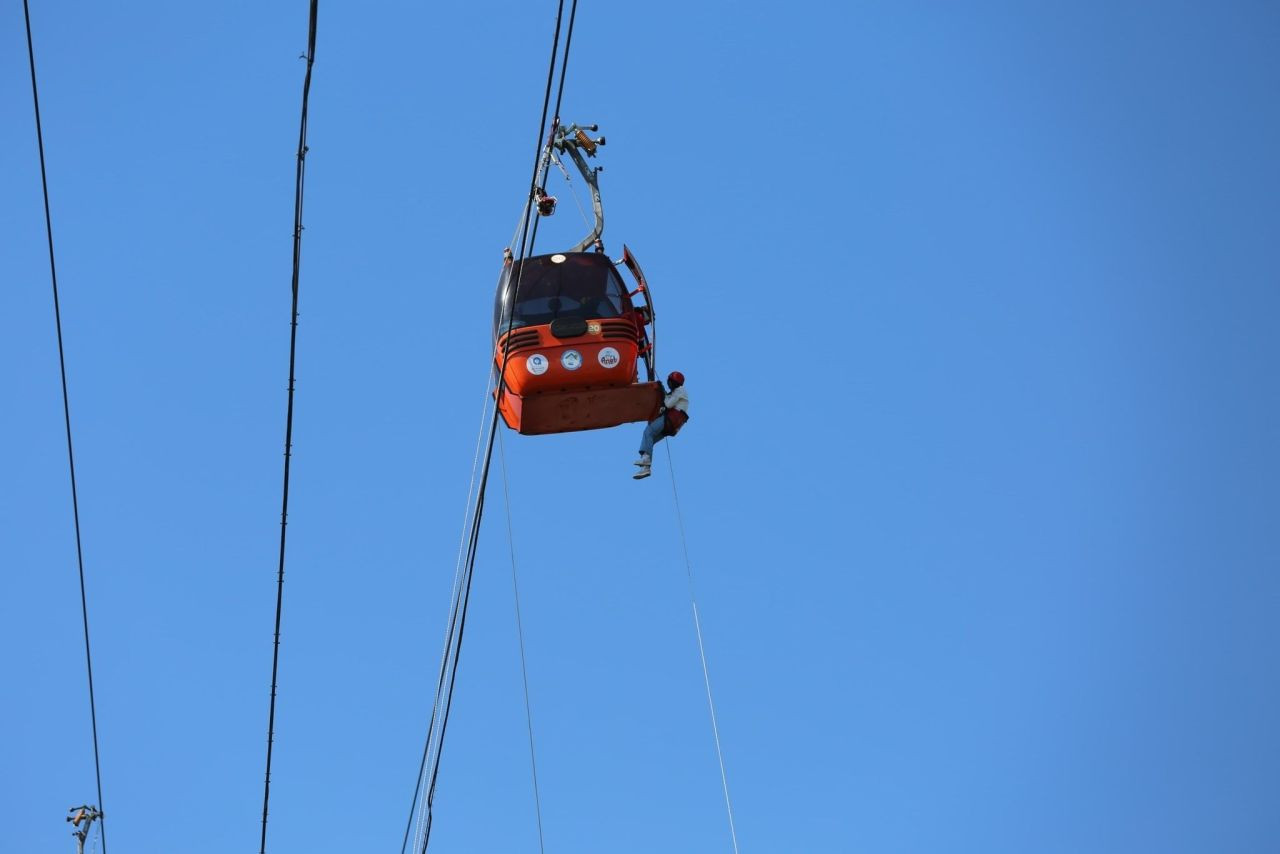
[550,153,592,234]
[664,443,741,854]
[497,428,548,854]
[451,369,496,632]
[413,368,496,853]
[507,201,530,259]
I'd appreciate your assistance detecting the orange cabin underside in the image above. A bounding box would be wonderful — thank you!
[498,381,663,435]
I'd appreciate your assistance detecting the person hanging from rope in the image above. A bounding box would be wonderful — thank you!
[633,371,689,479]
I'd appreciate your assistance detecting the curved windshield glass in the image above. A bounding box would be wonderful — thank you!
[494,253,631,335]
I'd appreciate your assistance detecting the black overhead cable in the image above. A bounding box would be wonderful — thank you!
[23,4,108,851]
[401,2,580,851]
[551,0,578,123]
[260,3,318,853]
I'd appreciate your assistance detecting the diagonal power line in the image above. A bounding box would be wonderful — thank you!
[23,2,108,849]
[260,4,319,853]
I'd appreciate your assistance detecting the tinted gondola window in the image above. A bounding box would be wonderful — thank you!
[495,253,632,335]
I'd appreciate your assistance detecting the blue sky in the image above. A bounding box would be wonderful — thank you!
[3,1,1279,852]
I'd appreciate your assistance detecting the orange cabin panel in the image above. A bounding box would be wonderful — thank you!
[495,318,642,393]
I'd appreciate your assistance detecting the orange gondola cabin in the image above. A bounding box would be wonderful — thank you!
[494,124,663,435]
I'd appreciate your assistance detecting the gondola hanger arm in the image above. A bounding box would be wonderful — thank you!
[553,122,607,252]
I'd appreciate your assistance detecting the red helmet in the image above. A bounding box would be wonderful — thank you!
[667,371,685,388]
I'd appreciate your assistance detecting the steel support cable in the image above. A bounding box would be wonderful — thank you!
[415,393,509,851]
[516,0,578,248]
[23,4,107,849]
[663,445,741,854]
[260,4,318,853]
[404,378,494,854]
[402,371,495,854]
[497,429,547,854]
[404,3,577,849]
[413,306,546,850]
[422,0,576,803]
[551,0,579,124]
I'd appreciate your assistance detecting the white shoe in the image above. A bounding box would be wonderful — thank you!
[632,466,651,480]
[633,453,652,467]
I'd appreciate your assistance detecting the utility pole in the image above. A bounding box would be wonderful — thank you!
[66,805,102,854]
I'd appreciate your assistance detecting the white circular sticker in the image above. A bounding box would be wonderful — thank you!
[526,354,549,375]
[598,346,621,369]
[560,350,583,371]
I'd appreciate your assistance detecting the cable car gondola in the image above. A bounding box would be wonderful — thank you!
[494,124,663,435]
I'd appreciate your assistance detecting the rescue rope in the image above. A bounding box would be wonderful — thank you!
[23,4,108,849]
[259,4,318,852]
[663,445,741,854]
[498,429,548,854]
